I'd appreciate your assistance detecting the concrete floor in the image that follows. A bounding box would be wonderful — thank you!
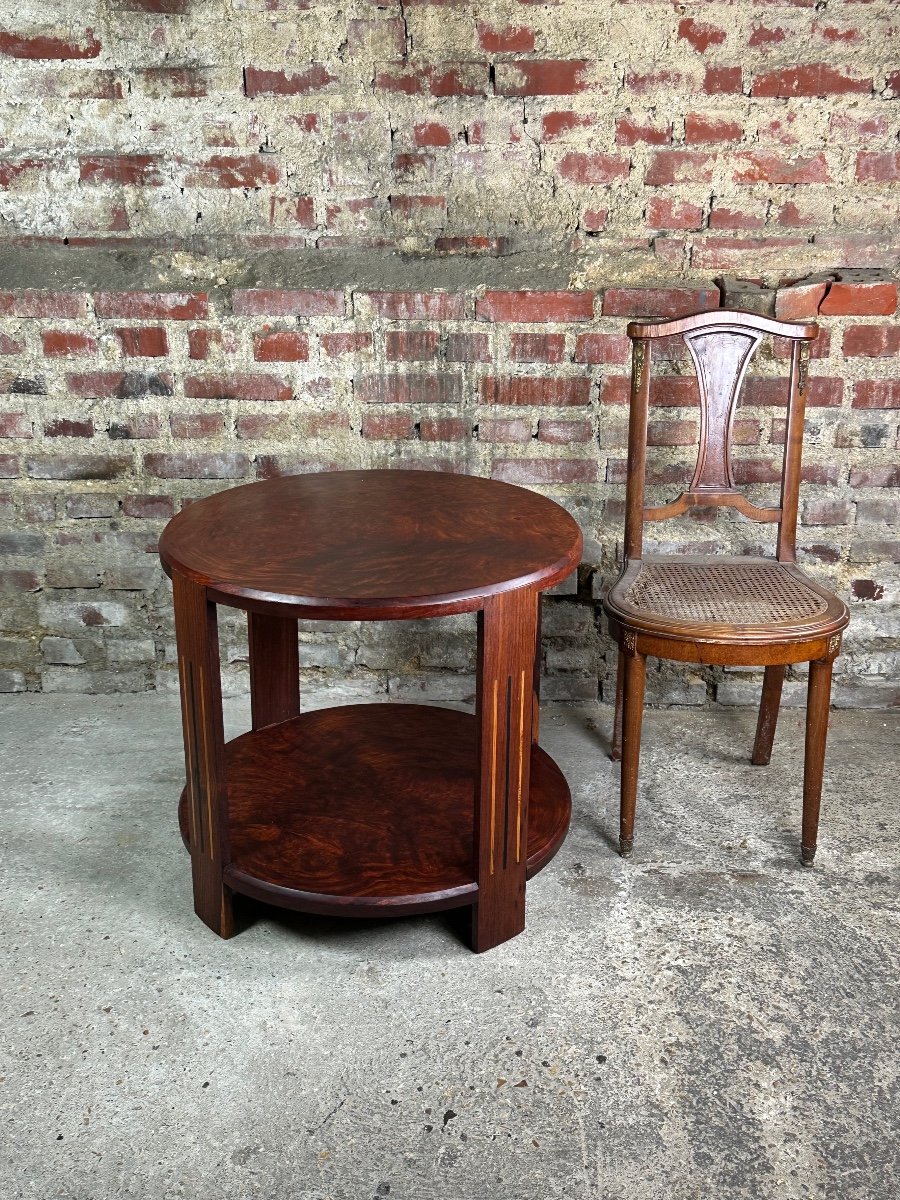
[1,692,898,1200]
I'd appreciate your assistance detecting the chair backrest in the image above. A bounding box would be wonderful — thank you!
[622,309,818,564]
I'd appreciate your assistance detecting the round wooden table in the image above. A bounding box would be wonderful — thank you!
[159,469,583,952]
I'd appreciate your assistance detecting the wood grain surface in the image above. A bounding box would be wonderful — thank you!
[159,469,583,619]
[177,703,571,919]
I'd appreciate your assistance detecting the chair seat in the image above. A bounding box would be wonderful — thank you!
[605,556,848,643]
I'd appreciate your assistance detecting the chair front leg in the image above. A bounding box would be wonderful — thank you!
[619,648,646,858]
[801,656,834,866]
[752,664,785,766]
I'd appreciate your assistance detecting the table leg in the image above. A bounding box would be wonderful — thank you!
[173,571,234,938]
[248,611,300,730]
[473,587,539,953]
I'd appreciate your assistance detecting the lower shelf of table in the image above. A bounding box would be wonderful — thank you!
[178,702,571,918]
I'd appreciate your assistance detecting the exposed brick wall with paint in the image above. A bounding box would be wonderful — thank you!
[0,1,897,706]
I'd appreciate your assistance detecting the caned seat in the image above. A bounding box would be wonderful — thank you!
[607,556,847,642]
[602,309,849,866]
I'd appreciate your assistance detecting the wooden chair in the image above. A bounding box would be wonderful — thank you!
[603,310,849,866]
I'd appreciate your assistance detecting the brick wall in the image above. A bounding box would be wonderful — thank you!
[0,2,897,705]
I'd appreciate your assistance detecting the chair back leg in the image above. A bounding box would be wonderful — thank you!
[752,664,785,766]
[610,648,624,762]
[619,651,646,858]
[801,656,834,866]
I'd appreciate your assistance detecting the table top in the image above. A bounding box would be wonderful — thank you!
[158,469,583,618]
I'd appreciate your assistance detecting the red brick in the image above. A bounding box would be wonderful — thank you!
[170,413,224,439]
[0,372,44,396]
[709,205,765,231]
[389,194,446,217]
[477,418,532,443]
[361,413,415,440]
[849,466,900,488]
[601,376,702,407]
[122,495,175,519]
[856,500,899,524]
[107,415,160,440]
[0,29,101,59]
[829,113,887,141]
[477,291,594,323]
[0,333,22,355]
[704,66,742,94]
[494,59,590,97]
[615,117,671,146]
[509,333,566,363]
[626,70,690,94]
[748,24,786,46]
[803,499,853,526]
[68,371,173,399]
[538,418,592,444]
[645,151,715,186]
[252,331,310,362]
[0,412,31,438]
[26,455,130,480]
[646,198,704,231]
[414,122,452,148]
[678,18,726,51]
[753,65,871,98]
[0,159,49,189]
[31,68,122,100]
[733,153,829,185]
[575,333,630,364]
[491,458,597,485]
[434,236,511,255]
[854,152,897,182]
[692,236,809,271]
[685,113,743,144]
[44,418,94,438]
[185,373,291,402]
[820,281,897,316]
[602,287,719,318]
[477,22,534,52]
[244,64,336,97]
[115,327,169,357]
[144,453,249,479]
[776,202,818,229]
[255,456,341,480]
[0,456,18,478]
[79,155,162,186]
[581,209,608,232]
[732,459,838,486]
[41,330,98,357]
[445,332,491,362]
[853,381,900,409]
[386,331,439,361]
[364,292,465,320]
[94,292,208,320]
[843,326,900,358]
[541,112,594,141]
[320,332,373,357]
[773,331,831,360]
[774,280,830,321]
[744,377,843,407]
[184,155,281,188]
[374,62,488,98]
[557,152,630,185]
[480,377,590,406]
[268,195,315,229]
[233,289,344,317]
[0,291,90,319]
[356,375,462,405]
[849,540,900,564]
[419,417,468,441]
[647,419,699,447]
[187,328,219,360]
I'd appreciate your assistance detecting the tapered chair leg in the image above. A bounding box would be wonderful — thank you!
[610,649,624,762]
[751,664,785,766]
[801,657,833,866]
[619,650,646,858]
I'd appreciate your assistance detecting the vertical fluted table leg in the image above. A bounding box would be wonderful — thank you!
[473,587,539,952]
[173,571,234,938]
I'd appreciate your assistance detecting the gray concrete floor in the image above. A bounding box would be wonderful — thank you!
[1,692,898,1200]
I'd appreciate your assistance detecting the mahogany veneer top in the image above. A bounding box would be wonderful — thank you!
[159,469,583,617]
